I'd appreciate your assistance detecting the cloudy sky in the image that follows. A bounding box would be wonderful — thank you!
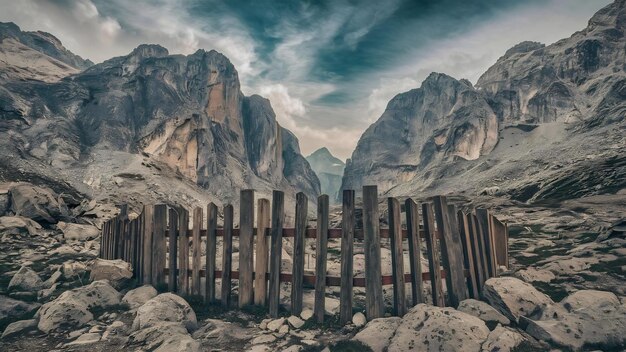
[0,0,611,159]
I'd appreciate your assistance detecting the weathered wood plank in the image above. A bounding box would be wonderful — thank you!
[292,192,307,315]
[239,190,255,308]
[492,216,508,269]
[192,207,202,296]
[476,209,495,278]
[168,208,178,293]
[422,202,445,307]
[254,199,270,306]
[363,185,384,320]
[269,191,284,317]
[206,203,218,303]
[470,213,488,288]
[314,194,329,323]
[177,208,189,296]
[488,214,499,277]
[221,205,234,307]
[340,190,355,325]
[458,211,479,299]
[388,197,407,316]
[153,204,167,289]
[405,198,424,305]
[142,205,154,285]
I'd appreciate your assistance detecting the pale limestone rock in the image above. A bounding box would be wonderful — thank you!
[287,315,305,329]
[123,285,158,309]
[458,299,510,326]
[88,258,132,289]
[352,312,367,327]
[8,265,44,292]
[1,319,38,339]
[516,268,556,283]
[57,222,99,241]
[132,293,197,332]
[483,277,553,323]
[352,317,402,352]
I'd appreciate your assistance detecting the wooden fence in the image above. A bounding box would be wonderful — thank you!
[99,186,509,323]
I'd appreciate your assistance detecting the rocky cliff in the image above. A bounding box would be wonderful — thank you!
[342,0,626,202]
[0,22,320,210]
[305,147,345,202]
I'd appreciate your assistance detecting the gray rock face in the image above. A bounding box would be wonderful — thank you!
[57,222,99,241]
[306,148,345,202]
[483,277,553,323]
[132,293,197,332]
[1,319,38,340]
[8,265,44,292]
[122,285,158,309]
[0,296,40,325]
[8,183,70,223]
[352,317,402,352]
[341,1,626,200]
[88,259,133,289]
[0,216,42,235]
[0,24,320,210]
[458,298,510,326]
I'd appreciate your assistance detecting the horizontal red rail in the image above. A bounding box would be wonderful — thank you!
[163,268,470,287]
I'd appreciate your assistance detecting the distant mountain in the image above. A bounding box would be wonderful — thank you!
[341,0,626,202]
[0,22,320,210]
[306,147,345,201]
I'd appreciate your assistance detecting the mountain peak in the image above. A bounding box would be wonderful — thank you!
[588,0,626,30]
[129,44,169,60]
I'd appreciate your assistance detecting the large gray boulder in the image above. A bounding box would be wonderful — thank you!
[123,285,158,309]
[57,221,99,241]
[0,216,42,235]
[483,277,553,323]
[481,325,527,352]
[1,319,38,339]
[38,280,121,333]
[524,290,626,350]
[352,317,402,352]
[0,296,41,325]
[458,298,510,326]
[128,322,200,352]
[132,293,197,332]
[8,183,70,223]
[387,304,490,352]
[8,265,44,292]
[88,258,133,289]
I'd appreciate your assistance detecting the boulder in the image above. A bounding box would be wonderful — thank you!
[88,258,132,289]
[515,268,556,283]
[66,332,101,346]
[0,216,42,235]
[8,183,70,223]
[8,265,44,292]
[0,296,40,326]
[458,299,510,326]
[38,280,121,333]
[129,322,200,352]
[287,315,305,329]
[481,325,527,352]
[524,290,626,350]
[57,222,99,241]
[387,304,490,352]
[352,312,367,327]
[123,285,158,309]
[1,319,38,339]
[132,293,197,332]
[352,317,402,352]
[483,277,553,323]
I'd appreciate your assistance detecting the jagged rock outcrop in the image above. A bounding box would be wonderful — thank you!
[342,1,626,200]
[0,22,320,209]
[306,147,345,202]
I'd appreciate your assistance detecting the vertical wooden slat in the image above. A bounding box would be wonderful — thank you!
[192,207,202,296]
[153,204,167,289]
[504,222,510,268]
[292,192,307,315]
[476,209,495,278]
[254,199,270,306]
[405,198,424,305]
[314,194,329,323]
[388,197,407,316]
[99,221,106,259]
[239,190,255,307]
[340,190,355,325]
[470,213,488,289]
[136,214,142,281]
[206,203,218,303]
[458,211,479,299]
[117,205,128,260]
[168,208,178,293]
[269,191,284,317]
[363,185,383,320]
[142,205,154,285]
[422,202,445,307]
[128,219,135,272]
[488,214,499,277]
[177,208,189,296]
[492,216,508,269]
[221,204,233,307]
[433,197,468,307]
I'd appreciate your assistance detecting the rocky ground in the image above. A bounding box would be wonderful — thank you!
[1,181,625,352]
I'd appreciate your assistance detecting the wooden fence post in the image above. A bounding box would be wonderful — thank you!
[269,191,284,317]
[221,204,234,307]
[492,216,508,269]
[433,197,468,307]
[292,192,307,315]
[192,207,203,296]
[388,197,407,316]
[405,198,424,305]
[254,199,270,306]
[315,194,329,323]
[168,208,178,293]
[458,211,479,299]
[470,213,488,289]
[239,190,255,307]
[340,190,355,325]
[206,203,218,303]
[142,205,154,285]
[153,204,167,289]
[422,202,444,307]
[177,208,189,296]
[363,185,383,320]
[476,209,495,278]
